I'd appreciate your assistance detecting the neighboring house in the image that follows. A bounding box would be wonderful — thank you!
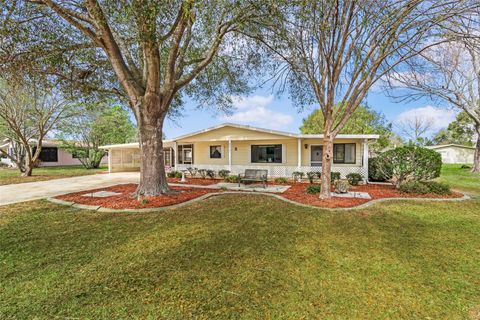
[0,139,108,167]
[426,144,475,164]
[100,123,379,178]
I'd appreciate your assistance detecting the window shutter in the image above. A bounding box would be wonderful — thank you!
[282,144,286,163]
[221,145,225,158]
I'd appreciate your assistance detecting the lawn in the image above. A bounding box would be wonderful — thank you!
[0,165,107,186]
[0,166,479,319]
[438,163,480,196]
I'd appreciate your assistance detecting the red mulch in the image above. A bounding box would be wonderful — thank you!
[57,184,222,209]
[56,182,463,210]
[167,177,222,185]
[281,183,463,208]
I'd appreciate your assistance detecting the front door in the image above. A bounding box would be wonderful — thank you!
[311,145,323,167]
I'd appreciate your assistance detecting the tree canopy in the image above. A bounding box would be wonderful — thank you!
[432,112,476,146]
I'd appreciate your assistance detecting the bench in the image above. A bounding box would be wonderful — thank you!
[238,169,268,188]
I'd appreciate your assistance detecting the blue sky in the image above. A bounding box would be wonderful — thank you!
[162,84,457,140]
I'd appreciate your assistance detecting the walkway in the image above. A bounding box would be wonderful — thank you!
[0,172,139,206]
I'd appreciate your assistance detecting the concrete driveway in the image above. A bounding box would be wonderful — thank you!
[0,172,139,206]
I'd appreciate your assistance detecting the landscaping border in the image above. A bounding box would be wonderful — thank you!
[47,191,471,213]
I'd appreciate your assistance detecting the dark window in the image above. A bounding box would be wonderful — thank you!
[39,147,58,162]
[251,145,282,163]
[210,146,222,158]
[333,143,355,164]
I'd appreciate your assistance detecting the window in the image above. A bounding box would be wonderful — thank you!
[163,148,173,167]
[251,144,282,163]
[39,147,58,162]
[333,143,355,164]
[177,144,193,164]
[210,145,222,159]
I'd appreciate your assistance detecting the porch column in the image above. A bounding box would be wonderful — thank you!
[297,138,302,169]
[363,139,369,183]
[173,141,178,170]
[108,149,112,173]
[228,139,232,171]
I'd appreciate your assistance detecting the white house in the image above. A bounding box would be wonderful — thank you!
[427,144,475,164]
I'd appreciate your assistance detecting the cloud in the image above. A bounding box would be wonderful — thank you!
[394,105,456,131]
[220,95,294,130]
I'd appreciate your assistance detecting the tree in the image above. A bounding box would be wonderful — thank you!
[1,1,264,196]
[300,105,393,153]
[58,104,137,169]
[253,0,469,198]
[432,112,475,146]
[395,114,434,146]
[0,81,73,176]
[385,12,480,172]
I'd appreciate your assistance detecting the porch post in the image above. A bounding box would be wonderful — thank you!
[297,138,302,169]
[363,139,369,183]
[173,141,178,170]
[228,139,232,171]
[108,149,112,173]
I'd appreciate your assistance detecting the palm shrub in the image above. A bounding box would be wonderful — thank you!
[274,177,288,184]
[346,173,363,186]
[331,171,341,182]
[187,167,198,177]
[206,169,216,179]
[218,169,230,178]
[375,145,442,188]
[198,169,207,179]
[292,171,304,182]
[306,171,317,183]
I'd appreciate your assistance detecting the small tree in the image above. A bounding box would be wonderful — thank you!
[395,114,434,146]
[58,104,136,169]
[0,81,73,176]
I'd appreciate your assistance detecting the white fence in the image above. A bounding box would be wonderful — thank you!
[176,164,366,179]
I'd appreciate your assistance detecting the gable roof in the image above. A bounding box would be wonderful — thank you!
[426,144,475,150]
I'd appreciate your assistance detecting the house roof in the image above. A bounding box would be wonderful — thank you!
[426,144,475,150]
[100,123,379,149]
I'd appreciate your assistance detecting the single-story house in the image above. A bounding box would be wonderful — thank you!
[0,139,108,167]
[100,123,379,179]
[426,144,476,164]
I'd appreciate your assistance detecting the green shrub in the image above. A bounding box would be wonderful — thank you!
[368,157,392,182]
[460,164,471,169]
[375,145,442,188]
[346,173,363,186]
[399,181,451,195]
[292,171,304,182]
[305,185,321,194]
[167,171,182,178]
[224,175,239,183]
[218,169,230,178]
[306,172,317,184]
[274,177,288,184]
[206,169,216,179]
[187,167,198,177]
[331,172,341,182]
[198,169,207,179]
[422,181,451,195]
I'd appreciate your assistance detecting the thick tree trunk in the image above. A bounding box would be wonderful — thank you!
[21,162,33,176]
[320,137,334,199]
[472,125,480,173]
[135,101,170,197]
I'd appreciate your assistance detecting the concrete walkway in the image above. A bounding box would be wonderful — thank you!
[0,172,139,206]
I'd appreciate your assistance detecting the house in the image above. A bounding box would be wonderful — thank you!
[426,144,475,164]
[0,139,108,167]
[100,123,379,179]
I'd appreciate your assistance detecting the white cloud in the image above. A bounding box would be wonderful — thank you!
[220,95,294,130]
[394,105,456,130]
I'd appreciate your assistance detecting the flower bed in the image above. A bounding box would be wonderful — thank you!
[56,184,223,209]
[167,177,221,185]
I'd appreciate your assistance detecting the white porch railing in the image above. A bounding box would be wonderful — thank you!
[176,164,365,179]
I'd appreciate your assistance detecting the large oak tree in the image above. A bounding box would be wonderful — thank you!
[1,0,263,195]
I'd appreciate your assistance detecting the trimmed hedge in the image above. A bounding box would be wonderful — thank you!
[399,181,451,195]
[368,157,393,182]
[305,185,321,194]
[224,175,239,183]
[346,173,363,186]
[167,171,182,178]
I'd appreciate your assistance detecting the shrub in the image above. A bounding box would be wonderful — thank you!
[206,169,216,179]
[292,171,304,182]
[461,164,471,169]
[198,169,207,179]
[224,175,239,183]
[331,171,341,182]
[218,169,230,178]
[368,157,393,182]
[187,167,198,177]
[274,177,288,184]
[346,173,363,186]
[306,171,317,184]
[375,145,442,188]
[399,181,451,195]
[305,185,321,194]
[167,171,183,178]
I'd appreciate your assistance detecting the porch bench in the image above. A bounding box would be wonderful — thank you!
[238,169,268,188]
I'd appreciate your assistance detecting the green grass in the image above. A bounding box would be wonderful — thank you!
[0,165,107,185]
[438,164,480,196]
[0,165,479,319]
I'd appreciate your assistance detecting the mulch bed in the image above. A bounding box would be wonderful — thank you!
[56,184,223,209]
[55,182,464,210]
[167,178,222,185]
[281,183,463,208]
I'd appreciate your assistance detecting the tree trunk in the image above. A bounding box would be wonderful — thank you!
[319,136,334,199]
[21,162,33,176]
[472,125,480,173]
[135,102,170,197]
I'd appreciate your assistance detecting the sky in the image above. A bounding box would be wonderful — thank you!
[162,83,458,140]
